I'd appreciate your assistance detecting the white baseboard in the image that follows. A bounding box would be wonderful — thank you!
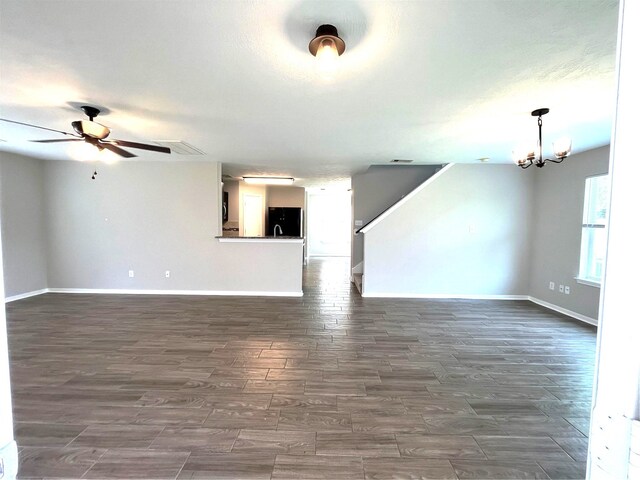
[361,292,529,300]
[4,288,49,303]
[3,289,598,323]
[47,288,303,297]
[528,296,598,326]
[360,292,597,325]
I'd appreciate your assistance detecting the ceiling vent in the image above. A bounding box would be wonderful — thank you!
[153,141,204,155]
[390,159,413,164]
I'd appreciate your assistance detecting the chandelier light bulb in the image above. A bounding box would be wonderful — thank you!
[553,137,572,158]
[512,145,535,166]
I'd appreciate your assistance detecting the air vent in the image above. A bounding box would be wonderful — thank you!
[153,141,204,155]
[390,159,413,163]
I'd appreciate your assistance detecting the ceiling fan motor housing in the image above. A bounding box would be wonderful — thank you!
[80,105,101,120]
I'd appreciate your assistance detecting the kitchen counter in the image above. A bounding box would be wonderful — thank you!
[216,236,303,243]
[213,235,304,296]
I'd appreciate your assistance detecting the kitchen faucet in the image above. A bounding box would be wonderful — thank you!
[274,224,283,237]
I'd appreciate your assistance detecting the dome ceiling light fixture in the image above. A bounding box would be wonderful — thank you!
[513,108,572,169]
[309,24,345,70]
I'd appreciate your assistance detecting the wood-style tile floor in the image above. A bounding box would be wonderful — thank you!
[6,257,596,479]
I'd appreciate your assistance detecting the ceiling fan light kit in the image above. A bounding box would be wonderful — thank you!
[513,108,572,169]
[71,119,110,140]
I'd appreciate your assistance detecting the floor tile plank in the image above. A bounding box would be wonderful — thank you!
[6,258,596,480]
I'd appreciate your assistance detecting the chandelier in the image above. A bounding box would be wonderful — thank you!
[513,108,572,169]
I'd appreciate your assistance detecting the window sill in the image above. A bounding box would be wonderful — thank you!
[575,277,601,288]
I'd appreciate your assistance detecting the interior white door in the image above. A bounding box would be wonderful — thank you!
[243,194,263,237]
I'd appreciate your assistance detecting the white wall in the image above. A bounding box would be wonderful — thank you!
[363,164,533,297]
[0,153,48,299]
[352,165,440,269]
[42,160,301,294]
[588,1,640,477]
[528,146,609,322]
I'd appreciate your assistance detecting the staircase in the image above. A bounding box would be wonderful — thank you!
[350,164,445,297]
[353,274,363,294]
[351,261,363,294]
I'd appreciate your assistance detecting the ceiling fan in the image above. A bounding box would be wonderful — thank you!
[0,106,171,158]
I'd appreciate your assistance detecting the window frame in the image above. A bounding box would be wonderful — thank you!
[577,173,610,287]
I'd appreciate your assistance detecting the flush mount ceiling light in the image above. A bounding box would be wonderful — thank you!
[513,108,572,169]
[309,24,346,63]
[242,176,295,186]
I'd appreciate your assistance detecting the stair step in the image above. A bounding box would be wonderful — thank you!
[353,274,363,294]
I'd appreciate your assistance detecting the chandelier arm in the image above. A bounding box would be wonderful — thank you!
[519,161,533,169]
[546,157,566,164]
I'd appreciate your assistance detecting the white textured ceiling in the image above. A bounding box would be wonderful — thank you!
[0,0,619,187]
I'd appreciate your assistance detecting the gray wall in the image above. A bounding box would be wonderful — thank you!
[528,146,610,320]
[0,152,48,298]
[267,186,305,208]
[0,188,18,477]
[43,160,301,294]
[351,165,440,269]
[363,164,534,296]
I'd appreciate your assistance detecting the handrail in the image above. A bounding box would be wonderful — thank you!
[356,164,453,234]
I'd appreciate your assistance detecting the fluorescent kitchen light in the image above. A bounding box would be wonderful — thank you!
[243,176,295,185]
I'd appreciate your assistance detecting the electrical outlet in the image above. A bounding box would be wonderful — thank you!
[128,270,134,278]
[565,286,571,294]
[165,270,171,278]
[559,285,565,293]
[549,281,555,291]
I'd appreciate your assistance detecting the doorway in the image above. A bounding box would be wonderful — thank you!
[307,191,351,257]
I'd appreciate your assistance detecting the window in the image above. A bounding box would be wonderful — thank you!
[578,174,609,285]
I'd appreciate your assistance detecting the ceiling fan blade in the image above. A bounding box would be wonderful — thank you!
[101,142,137,158]
[111,139,171,154]
[31,138,83,143]
[0,118,78,137]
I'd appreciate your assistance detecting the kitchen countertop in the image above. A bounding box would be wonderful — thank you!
[216,236,304,243]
